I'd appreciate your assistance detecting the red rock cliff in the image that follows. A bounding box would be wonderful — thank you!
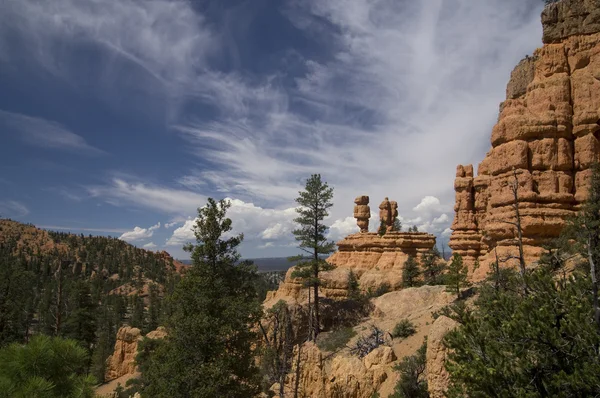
[449,0,600,279]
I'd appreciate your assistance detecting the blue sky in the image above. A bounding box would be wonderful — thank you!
[0,0,544,259]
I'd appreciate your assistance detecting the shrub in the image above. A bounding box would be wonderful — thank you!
[317,327,356,352]
[392,319,416,339]
[350,325,386,358]
[366,282,391,298]
[389,342,428,398]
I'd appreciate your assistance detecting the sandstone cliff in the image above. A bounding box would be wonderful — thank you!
[449,0,600,279]
[104,326,167,382]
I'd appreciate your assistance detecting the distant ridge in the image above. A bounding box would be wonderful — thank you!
[179,257,296,272]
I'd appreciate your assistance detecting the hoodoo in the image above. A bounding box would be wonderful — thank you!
[449,0,600,280]
[266,196,436,304]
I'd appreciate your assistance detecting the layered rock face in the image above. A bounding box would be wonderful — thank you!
[267,232,436,304]
[426,316,459,398]
[450,0,600,279]
[104,326,167,382]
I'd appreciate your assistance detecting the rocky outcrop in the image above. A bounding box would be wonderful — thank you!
[426,316,459,398]
[284,342,396,398]
[354,195,371,233]
[450,0,600,279]
[104,326,167,382]
[275,286,455,398]
[267,232,436,304]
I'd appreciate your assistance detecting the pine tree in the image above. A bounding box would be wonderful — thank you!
[563,162,600,330]
[401,256,421,288]
[347,270,361,300]
[378,219,387,236]
[290,174,336,341]
[130,294,145,330]
[393,218,402,232]
[446,253,469,299]
[0,335,96,397]
[142,198,262,397]
[62,280,96,350]
[422,247,445,285]
[445,265,600,397]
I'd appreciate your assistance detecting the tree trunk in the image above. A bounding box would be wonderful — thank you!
[55,263,63,336]
[511,169,527,295]
[313,281,319,341]
[588,237,600,331]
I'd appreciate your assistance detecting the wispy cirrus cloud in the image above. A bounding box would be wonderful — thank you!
[0,0,546,256]
[87,178,206,215]
[0,200,29,218]
[0,110,104,155]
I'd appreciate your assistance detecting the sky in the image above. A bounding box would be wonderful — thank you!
[0,0,545,259]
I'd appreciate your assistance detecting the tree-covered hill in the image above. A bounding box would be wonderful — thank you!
[0,218,187,382]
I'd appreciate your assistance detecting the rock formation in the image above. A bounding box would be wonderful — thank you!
[379,197,399,232]
[449,0,600,279]
[426,316,459,398]
[266,231,436,304]
[354,195,371,233]
[274,286,455,398]
[104,326,167,382]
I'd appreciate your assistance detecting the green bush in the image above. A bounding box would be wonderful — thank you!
[389,342,428,398]
[317,327,357,352]
[392,319,416,339]
[366,282,391,298]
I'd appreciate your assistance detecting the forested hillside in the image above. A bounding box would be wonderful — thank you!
[0,219,186,382]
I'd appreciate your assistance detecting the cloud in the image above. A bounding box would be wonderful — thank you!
[1,0,545,256]
[88,178,205,215]
[328,216,359,242]
[119,222,161,242]
[165,221,180,229]
[172,0,544,229]
[143,242,158,249]
[0,201,30,218]
[413,196,443,214]
[166,199,298,248]
[0,110,104,155]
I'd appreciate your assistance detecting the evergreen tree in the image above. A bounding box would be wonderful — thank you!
[142,198,262,397]
[446,253,469,299]
[290,174,336,341]
[401,256,421,288]
[563,162,600,329]
[130,294,145,330]
[422,247,445,285]
[146,284,161,333]
[0,335,95,398]
[390,342,428,398]
[393,218,402,232]
[62,280,96,350]
[347,270,361,300]
[378,219,387,236]
[445,266,600,397]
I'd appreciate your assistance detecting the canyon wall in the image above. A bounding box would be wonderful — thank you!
[449,0,600,279]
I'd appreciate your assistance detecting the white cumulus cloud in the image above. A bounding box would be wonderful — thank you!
[119,222,161,242]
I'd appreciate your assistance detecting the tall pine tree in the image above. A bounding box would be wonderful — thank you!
[290,174,335,341]
[142,198,262,397]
